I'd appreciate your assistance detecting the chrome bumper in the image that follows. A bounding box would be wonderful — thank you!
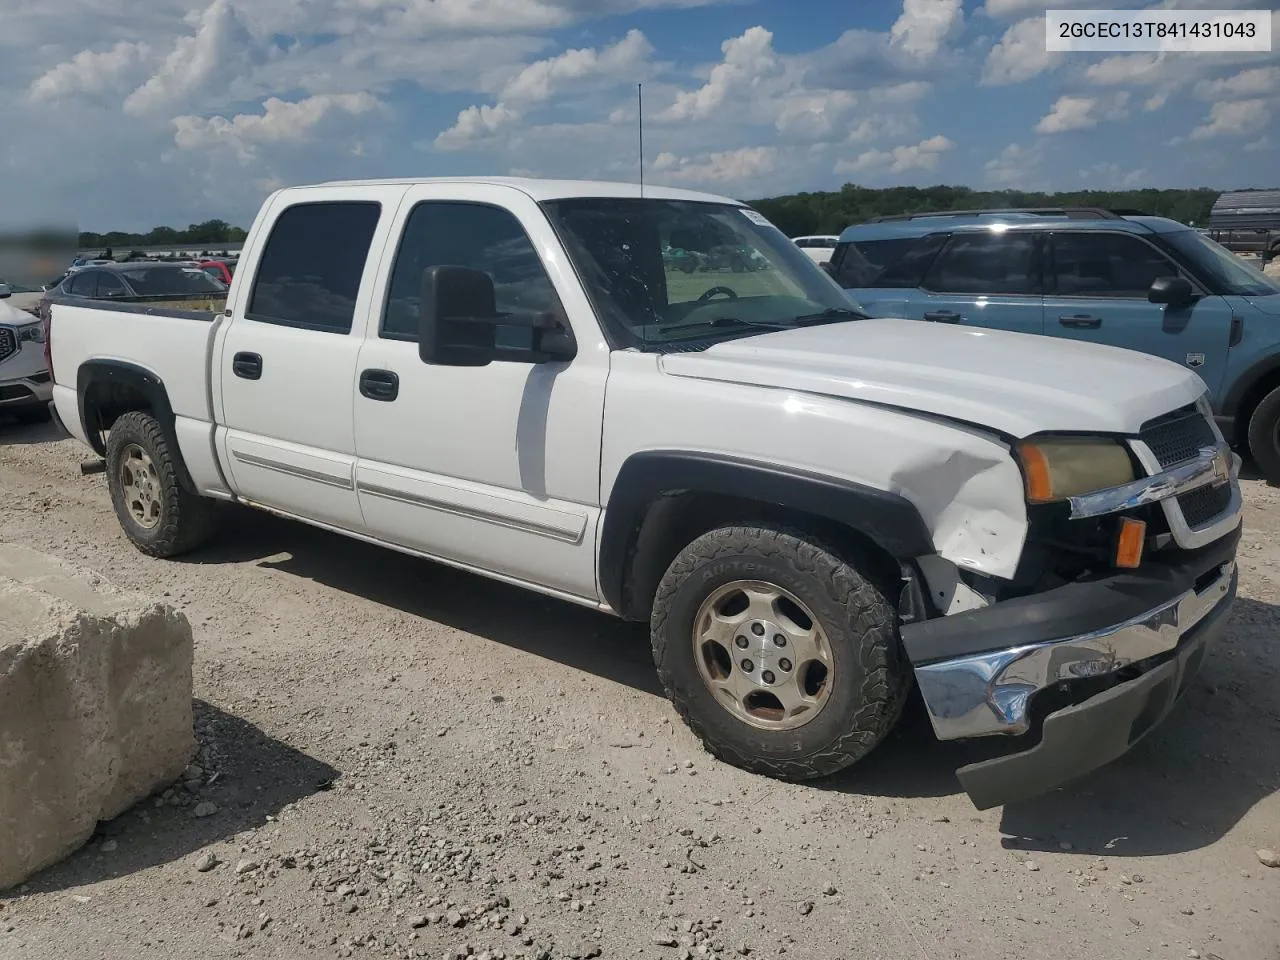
[915,559,1237,741]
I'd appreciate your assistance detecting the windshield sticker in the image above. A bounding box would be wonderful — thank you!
[740,208,774,228]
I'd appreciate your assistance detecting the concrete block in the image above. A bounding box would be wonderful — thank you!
[0,544,195,891]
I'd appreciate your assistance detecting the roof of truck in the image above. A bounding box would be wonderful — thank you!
[305,176,743,206]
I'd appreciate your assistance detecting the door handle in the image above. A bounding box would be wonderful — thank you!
[232,352,262,380]
[1059,314,1102,329]
[923,310,961,323]
[359,369,399,402]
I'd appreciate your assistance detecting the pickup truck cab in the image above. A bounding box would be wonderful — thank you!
[47,178,1242,809]
[830,208,1280,482]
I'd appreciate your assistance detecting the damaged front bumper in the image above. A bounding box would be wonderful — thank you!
[902,527,1239,810]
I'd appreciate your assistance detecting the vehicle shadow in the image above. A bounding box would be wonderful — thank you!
[0,416,62,445]
[184,506,664,698]
[827,596,1280,857]
[181,509,1278,858]
[13,700,339,896]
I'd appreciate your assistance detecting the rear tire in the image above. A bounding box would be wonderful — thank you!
[1247,385,1280,485]
[105,411,217,557]
[650,524,909,782]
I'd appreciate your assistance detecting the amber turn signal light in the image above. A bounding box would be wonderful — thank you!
[1115,517,1145,569]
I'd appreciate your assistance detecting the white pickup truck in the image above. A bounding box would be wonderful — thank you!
[46,177,1243,808]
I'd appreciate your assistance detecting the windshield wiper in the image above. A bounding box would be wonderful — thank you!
[790,306,868,325]
[658,316,791,336]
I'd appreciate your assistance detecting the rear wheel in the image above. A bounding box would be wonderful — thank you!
[1247,385,1280,484]
[650,524,909,781]
[105,411,217,557]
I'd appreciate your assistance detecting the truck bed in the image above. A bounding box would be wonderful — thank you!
[48,297,226,487]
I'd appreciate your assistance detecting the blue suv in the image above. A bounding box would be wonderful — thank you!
[829,208,1280,482]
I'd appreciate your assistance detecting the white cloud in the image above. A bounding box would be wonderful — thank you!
[172,93,382,161]
[1079,161,1148,188]
[652,145,778,185]
[981,16,1061,85]
[28,41,152,102]
[1243,136,1271,153]
[836,134,955,175]
[1035,93,1129,134]
[435,30,653,149]
[984,142,1044,188]
[1144,92,1168,112]
[663,26,779,122]
[1085,53,1167,86]
[845,113,919,143]
[123,0,261,115]
[1190,98,1271,139]
[1195,67,1280,100]
[890,0,964,59]
[774,91,858,139]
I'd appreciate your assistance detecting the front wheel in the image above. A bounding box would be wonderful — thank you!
[105,411,217,557]
[1247,385,1280,484]
[650,525,910,781]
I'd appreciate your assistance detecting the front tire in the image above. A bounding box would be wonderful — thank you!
[1247,385,1280,485]
[650,524,909,781]
[105,411,216,557]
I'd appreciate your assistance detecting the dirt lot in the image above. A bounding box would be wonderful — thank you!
[1,423,1278,960]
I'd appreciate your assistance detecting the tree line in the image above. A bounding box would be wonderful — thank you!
[79,219,247,248]
[749,185,1222,239]
[78,186,1226,248]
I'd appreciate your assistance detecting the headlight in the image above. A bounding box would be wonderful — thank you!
[17,322,44,344]
[1016,437,1135,503]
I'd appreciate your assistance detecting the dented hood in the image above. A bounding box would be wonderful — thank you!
[660,319,1206,438]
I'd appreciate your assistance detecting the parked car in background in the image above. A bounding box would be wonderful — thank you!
[830,207,1280,482]
[36,262,227,325]
[0,281,11,299]
[0,296,51,423]
[1207,189,1280,262]
[199,259,237,285]
[46,177,1241,810]
[791,235,839,265]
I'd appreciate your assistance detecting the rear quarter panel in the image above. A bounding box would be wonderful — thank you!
[49,300,224,488]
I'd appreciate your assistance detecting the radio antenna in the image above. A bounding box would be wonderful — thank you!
[637,82,645,197]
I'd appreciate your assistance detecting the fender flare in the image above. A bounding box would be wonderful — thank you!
[76,359,197,492]
[598,450,936,618]
[1221,354,1280,421]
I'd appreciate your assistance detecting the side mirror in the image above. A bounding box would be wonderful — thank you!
[418,265,576,367]
[1149,276,1195,307]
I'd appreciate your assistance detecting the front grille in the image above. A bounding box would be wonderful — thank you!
[1139,407,1216,468]
[0,327,15,363]
[1177,483,1233,529]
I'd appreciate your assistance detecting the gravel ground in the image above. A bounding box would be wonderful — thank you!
[1,421,1278,960]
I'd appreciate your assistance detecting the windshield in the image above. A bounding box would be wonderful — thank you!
[120,265,227,296]
[540,198,862,350]
[1163,229,1280,298]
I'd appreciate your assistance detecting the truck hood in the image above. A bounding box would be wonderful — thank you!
[660,318,1206,438]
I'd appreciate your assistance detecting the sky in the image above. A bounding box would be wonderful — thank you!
[1,0,1277,231]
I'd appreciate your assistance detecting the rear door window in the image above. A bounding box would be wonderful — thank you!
[96,272,128,297]
[832,236,944,288]
[247,201,382,333]
[1050,232,1182,298]
[67,271,98,297]
[923,232,1040,296]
